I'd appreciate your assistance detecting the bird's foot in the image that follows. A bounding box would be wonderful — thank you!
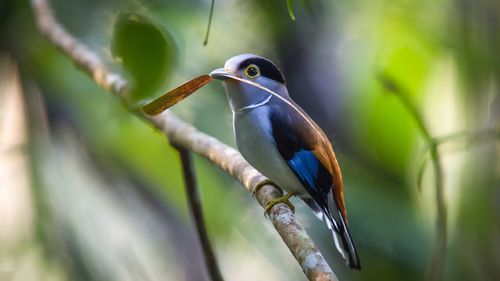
[264,191,297,218]
[252,179,280,198]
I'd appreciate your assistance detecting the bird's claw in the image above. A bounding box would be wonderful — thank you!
[264,191,297,218]
[252,179,280,198]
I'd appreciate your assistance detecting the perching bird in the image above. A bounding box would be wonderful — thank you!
[209,54,361,269]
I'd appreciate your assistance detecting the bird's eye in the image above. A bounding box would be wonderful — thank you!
[245,65,260,78]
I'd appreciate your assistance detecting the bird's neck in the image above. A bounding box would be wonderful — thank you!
[235,94,272,112]
[224,81,287,113]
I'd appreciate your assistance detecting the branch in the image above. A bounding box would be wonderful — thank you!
[31,0,338,280]
[177,147,224,281]
[378,73,447,281]
[433,127,500,147]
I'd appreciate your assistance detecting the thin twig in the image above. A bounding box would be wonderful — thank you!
[425,144,446,281]
[177,147,224,281]
[433,127,500,146]
[378,73,447,281]
[31,0,338,280]
[417,127,499,191]
[417,127,500,190]
[203,0,215,46]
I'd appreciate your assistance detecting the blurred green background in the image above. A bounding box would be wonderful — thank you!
[0,0,498,280]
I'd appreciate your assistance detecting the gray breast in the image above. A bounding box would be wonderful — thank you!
[233,106,306,195]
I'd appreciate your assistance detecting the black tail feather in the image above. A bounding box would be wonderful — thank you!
[337,209,361,269]
[324,209,361,270]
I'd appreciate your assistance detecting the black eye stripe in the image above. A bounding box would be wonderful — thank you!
[238,57,286,84]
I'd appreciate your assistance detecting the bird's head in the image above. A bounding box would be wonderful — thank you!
[210,54,287,112]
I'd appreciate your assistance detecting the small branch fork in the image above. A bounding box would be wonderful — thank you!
[31,0,338,280]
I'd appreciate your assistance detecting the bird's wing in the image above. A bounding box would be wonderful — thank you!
[311,133,347,221]
[268,103,347,221]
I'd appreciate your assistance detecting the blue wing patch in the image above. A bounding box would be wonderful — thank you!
[287,150,332,208]
[288,150,320,191]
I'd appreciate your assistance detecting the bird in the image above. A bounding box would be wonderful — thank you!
[209,54,361,269]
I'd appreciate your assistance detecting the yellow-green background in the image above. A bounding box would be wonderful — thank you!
[0,0,498,280]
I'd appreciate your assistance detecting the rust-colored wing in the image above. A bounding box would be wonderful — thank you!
[311,135,346,222]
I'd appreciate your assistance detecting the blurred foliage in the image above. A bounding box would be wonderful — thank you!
[0,0,498,281]
[111,12,177,104]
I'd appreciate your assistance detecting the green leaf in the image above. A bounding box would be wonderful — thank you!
[111,13,177,104]
[287,0,296,20]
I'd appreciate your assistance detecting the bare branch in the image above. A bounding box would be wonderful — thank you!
[160,111,338,281]
[177,147,224,281]
[31,0,338,280]
[378,73,447,281]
